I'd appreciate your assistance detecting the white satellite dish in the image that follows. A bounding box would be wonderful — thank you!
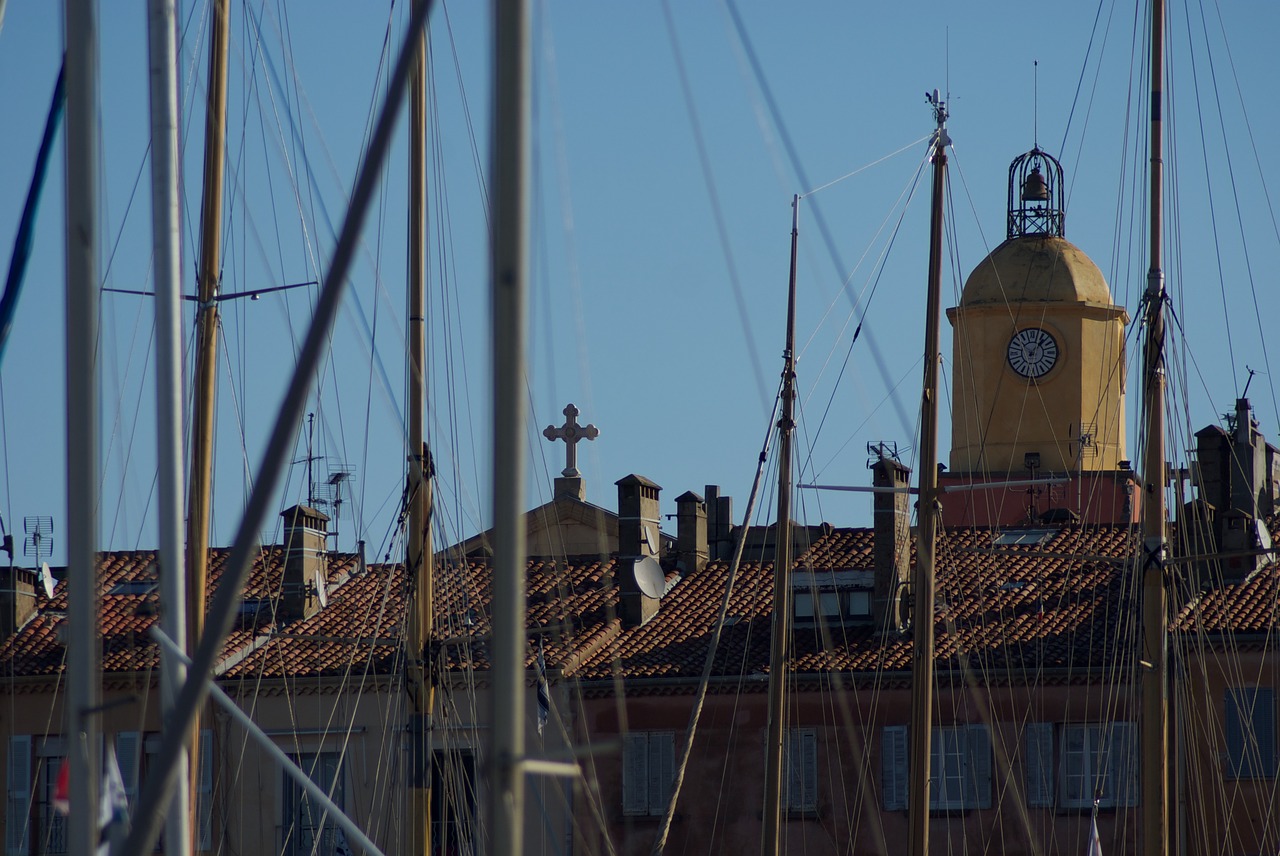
[314,567,328,609]
[1257,519,1273,554]
[40,562,55,599]
[633,556,665,599]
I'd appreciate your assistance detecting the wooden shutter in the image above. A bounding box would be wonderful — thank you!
[6,735,31,856]
[115,732,141,808]
[882,725,908,811]
[1024,723,1054,808]
[197,730,213,850]
[1059,725,1088,808]
[967,724,992,810]
[647,733,674,816]
[622,733,649,816]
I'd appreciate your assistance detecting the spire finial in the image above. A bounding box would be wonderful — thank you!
[1033,60,1039,149]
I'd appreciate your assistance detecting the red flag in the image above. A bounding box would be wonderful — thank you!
[53,757,70,816]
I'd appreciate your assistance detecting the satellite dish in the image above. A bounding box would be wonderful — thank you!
[314,567,328,609]
[1257,519,1273,554]
[40,562,55,599]
[632,556,665,599]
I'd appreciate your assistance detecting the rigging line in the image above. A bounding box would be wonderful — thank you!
[650,392,780,856]
[661,0,768,409]
[722,0,912,438]
[1179,0,1238,393]
[1057,0,1110,164]
[800,135,931,199]
[797,147,929,365]
[1207,6,1280,430]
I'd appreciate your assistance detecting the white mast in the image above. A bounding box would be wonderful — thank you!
[145,0,191,850]
[64,0,102,852]
[487,0,532,853]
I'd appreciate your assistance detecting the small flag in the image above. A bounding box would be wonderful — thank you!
[536,637,550,736]
[52,758,69,815]
[1086,802,1103,856]
[97,743,129,855]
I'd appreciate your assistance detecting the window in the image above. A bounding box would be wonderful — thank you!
[847,590,873,618]
[34,739,66,855]
[793,588,874,625]
[1059,723,1137,809]
[1225,687,1277,779]
[784,729,818,814]
[881,724,991,812]
[622,731,674,816]
[283,752,345,856]
[431,749,477,856]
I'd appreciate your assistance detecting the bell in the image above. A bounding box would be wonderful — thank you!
[1022,166,1050,202]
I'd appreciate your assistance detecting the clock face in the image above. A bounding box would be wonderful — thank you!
[1007,328,1059,378]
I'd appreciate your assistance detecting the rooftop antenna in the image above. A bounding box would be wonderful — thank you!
[1240,365,1261,400]
[24,516,53,565]
[291,412,323,507]
[1034,60,1039,148]
[316,465,356,543]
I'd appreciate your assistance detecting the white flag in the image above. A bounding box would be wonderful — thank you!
[97,743,129,856]
[1086,814,1103,856]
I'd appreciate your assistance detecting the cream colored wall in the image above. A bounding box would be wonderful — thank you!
[948,301,1127,475]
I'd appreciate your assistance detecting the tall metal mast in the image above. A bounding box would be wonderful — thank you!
[406,4,437,854]
[146,0,191,849]
[1140,1,1170,854]
[488,0,531,854]
[64,0,101,851]
[908,91,948,856]
[761,195,799,856]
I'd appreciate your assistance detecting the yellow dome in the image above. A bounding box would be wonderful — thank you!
[960,235,1113,307]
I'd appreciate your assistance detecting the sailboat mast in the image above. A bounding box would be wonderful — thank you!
[1140,0,1169,854]
[64,0,101,850]
[488,0,531,854]
[407,4,436,854]
[184,0,230,846]
[908,93,948,856]
[145,0,192,849]
[761,196,800,856]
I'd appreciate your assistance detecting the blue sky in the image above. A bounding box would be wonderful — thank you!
[1,1,1278,566]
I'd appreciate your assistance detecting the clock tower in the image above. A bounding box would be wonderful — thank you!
[943,148,1132,523]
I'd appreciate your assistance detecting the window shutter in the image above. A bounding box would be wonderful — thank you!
[115,732,141,807]
[882,725,908,811]
[1024,723,1054,808]
[622,733,649,816]
[967,724,992,810]
[647,733,674,816]
[1108,723,1138,808]
[6,735,31,856]
[800,730,818,812]
[197,730,213,850]
[1226,689,1247,778]
[1258,687,1277,778]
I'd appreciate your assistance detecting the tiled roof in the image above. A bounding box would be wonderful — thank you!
[2,523,1274,691]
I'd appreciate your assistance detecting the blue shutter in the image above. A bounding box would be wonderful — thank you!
[1108,723,1138,808]
[647,733,674,815]
[1226,688,1247,778]
[1024,723,1055,808]
[967,724,992,810]
[882,726,908,811]
[115,732,141,808]
[622,733,649,816]
[6,735,31,856]
[197,730,213,850]
[1257,687,1277,778]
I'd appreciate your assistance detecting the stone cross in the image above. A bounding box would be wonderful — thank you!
[543,403,599,478]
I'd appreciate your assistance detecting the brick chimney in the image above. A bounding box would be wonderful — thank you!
[871,455,911,633]
[617,474,661,627]
[675,491,708,575]
[280,505,329,621]
[0,566,38,638]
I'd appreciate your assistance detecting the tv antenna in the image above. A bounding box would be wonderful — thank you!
[316,466,356,524]
[24,516,53,564]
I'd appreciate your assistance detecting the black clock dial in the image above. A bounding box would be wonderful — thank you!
[1007,328,1059,378]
